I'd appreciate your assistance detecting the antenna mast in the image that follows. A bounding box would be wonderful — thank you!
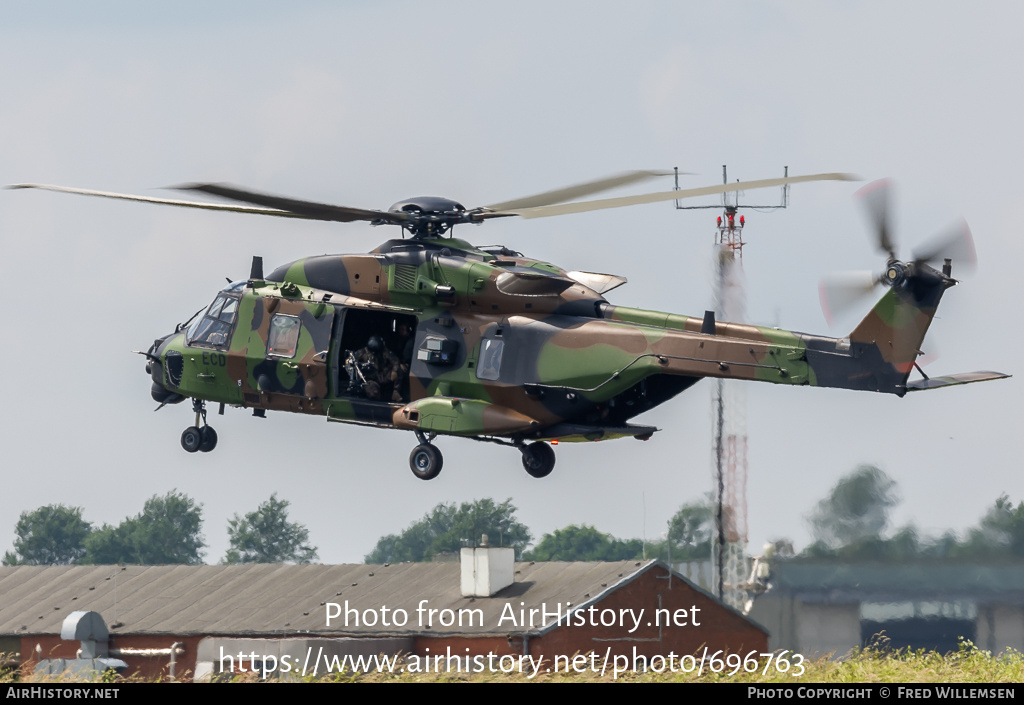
[675,165,789,611]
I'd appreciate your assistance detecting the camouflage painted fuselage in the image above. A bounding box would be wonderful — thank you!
[146,237,973,444]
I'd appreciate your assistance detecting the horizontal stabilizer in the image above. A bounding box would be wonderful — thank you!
[906,371,1010,392]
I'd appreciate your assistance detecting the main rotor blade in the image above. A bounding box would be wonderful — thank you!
[8,183,313,219]
[491,173,858,219]
[482,170,674,211]
[856,178,896,258]
[175,183,409,224]
[911,217,976,273]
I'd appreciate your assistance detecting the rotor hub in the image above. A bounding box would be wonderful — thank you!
[883,261,907,287]
[386,197,474,238]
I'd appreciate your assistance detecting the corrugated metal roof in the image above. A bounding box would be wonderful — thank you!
[0,560,682,638]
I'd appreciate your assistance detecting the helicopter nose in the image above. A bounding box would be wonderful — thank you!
[151,371,185,405]
[150,358,163,385]
[152,382,181,404]
[147,337,185,405]
[148,359,173,403]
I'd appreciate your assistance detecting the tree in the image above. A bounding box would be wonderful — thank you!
[805,465,899,552]
[956,494,1024,558]
[82,523,134,565]
[524,525,643,561]
[524,500,714,563]
[365,498,531,563]
[643,500,715,563]
[2,505,92,566]
[666,500,714,559]
[83,491,205,565]
[223,494,318,564]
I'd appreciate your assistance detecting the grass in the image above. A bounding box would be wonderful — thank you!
[341,640,1024,683]
[4,639,1022,683]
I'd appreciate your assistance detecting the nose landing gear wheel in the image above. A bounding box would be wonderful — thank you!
[182,398,218,453]
[410,444,443,480]
[199,426,218,452]
[521,441,555,478]
[181,426,203,453]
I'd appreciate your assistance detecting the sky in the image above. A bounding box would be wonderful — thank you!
[0,1,1020,565]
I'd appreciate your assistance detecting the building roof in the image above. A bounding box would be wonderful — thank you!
[770,560,1024,603]
[0,560,751,638]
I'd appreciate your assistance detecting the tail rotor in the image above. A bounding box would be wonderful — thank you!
[819,179,977,324]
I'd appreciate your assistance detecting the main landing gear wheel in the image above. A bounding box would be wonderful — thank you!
[410,444,443,480]
[181,426,203,453]
[521,441,555,478]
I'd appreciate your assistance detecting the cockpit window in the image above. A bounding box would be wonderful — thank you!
[220,297,238,320]
[208,297,225,319]
[267,314,301,358]
[188,294,239,349]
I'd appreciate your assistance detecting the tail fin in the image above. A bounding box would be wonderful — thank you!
[848,264,950,392]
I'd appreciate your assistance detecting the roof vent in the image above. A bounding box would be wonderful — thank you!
[61,610,109,657]
[35,611,127,677]
[460,537,514,597]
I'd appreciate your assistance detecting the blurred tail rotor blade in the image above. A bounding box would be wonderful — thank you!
[856,178,897,258]
[916,331,941,368]
[819,270,880,325]
[911,217,977,274]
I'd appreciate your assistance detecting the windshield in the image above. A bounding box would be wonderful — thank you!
[187,293,240,349]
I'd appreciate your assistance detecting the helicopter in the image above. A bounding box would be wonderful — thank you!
[11,172,1009,480]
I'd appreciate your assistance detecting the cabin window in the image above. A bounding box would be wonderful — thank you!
[476,338,504,381]
[268,314,302,358]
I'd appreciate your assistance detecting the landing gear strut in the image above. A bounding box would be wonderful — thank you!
[520,441,555,478]
[409,431,442,480]
[181,399,218,453]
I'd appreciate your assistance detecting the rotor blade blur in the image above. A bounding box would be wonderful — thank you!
[916,331,941,368]
[482,170,675,211]
[493,173,858,219]
[819,270,880,325]
[8,183,313,219]
[856,178,896,257]
[175,183,409,224]
[911,217,977,273]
